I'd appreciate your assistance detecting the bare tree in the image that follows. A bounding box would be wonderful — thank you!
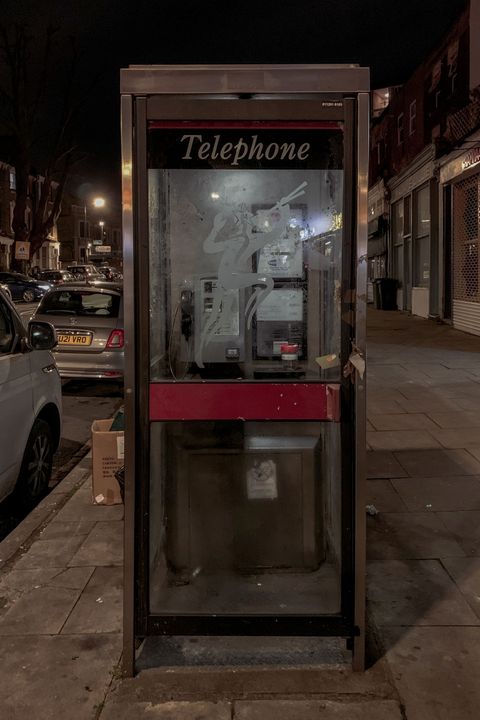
[0,23,86,269]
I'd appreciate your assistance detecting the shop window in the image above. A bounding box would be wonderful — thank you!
[392,199,404,284]
[413,184,430,287]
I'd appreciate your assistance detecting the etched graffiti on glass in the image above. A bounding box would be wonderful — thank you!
[196,182,307,367]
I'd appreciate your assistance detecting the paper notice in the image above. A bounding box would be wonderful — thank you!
[315,353,340,370]
[117,435,125,459]
[246,460,278,500]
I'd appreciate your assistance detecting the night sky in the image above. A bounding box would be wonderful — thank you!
[0,0,468,199]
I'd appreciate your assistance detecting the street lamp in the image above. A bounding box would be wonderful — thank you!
[81,196,106,261]
[99,220,105,244]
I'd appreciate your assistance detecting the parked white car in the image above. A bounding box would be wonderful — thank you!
[0,287,62,507]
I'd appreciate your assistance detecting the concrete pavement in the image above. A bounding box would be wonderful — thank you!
[1,307,480,718]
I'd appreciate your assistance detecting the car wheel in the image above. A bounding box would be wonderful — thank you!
[14,419,54,509]
[22,289,35,302]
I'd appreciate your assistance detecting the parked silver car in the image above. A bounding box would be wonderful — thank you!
[33,286,124,379]
[0,289,61,507]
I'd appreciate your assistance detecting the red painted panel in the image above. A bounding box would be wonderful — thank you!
[148,120,342,130]
[149,383,341,422]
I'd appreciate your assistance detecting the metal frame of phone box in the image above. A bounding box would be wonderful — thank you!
[121,64,369,676]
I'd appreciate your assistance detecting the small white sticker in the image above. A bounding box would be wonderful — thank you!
[117,435,125,459]
[246,460,278,500]
[95,494,105,504]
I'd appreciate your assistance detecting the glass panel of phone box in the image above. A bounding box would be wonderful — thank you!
[147,127,344,616]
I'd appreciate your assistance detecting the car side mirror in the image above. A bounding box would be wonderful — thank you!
[27,321,58,351]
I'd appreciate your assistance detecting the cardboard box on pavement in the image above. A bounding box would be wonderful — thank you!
[91,419,124,505]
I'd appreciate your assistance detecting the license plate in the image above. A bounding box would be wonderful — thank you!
[58,333,92,346]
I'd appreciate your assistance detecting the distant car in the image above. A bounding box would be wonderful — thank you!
[66,264,104,281]
[38,270,75,285]
[97,266,123,282]
[0,272,52,303]
[33,286,124,379]
[0,289,61,507]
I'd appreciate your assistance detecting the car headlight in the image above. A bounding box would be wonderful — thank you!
[38,284,51,290]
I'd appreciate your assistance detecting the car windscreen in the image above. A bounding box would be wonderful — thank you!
[39,290,121,317]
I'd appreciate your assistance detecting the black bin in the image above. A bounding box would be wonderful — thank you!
[373,278,398,310]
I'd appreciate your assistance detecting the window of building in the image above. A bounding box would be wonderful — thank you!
[451,73,457,95]
[403,195,412,236]
[392,199,404,284]
[397,113,404,145]
[409,101,417,135]
[79,221,90,239]
[413,184,431,288]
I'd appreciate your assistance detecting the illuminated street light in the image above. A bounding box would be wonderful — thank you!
[93,197,106,208]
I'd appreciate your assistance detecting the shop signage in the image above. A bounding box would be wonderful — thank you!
[95,245,111,253]
[14,241,30,260]
[461,147,480,171]
[148,126,343,170]
[180,134,311,165]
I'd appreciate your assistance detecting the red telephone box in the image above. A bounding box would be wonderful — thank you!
[121,65,369,675]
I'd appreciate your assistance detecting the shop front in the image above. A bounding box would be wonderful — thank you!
[121,65,369,675]
[440,140,480,335]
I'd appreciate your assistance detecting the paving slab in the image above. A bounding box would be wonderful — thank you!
[366,451,409,479]
[0,584,81,635]
[426,411,480,429]
[368,559,479,626]
[395,396,464,414]
[393,448,480,477]
[366,512,466,561]
[368,413,439,431]
[0,633,121,720]
[234,700,403,720]
[365,480,408,512]
[68,521,123,567]
[38,520,96,541]
[366,398,407,415]
[436,511,480,555]
[100,700,231,720]
[441,557,480,620]
[428,427,480,449]
[467,447,480,462]
[456,397,480,411]
[51,481,124,522]
[1,566,93,593]
[381,626,480,720]
[391,475,480,511]
[367,430,441,451]
[62,566,123,634]
[12,535,87,570]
